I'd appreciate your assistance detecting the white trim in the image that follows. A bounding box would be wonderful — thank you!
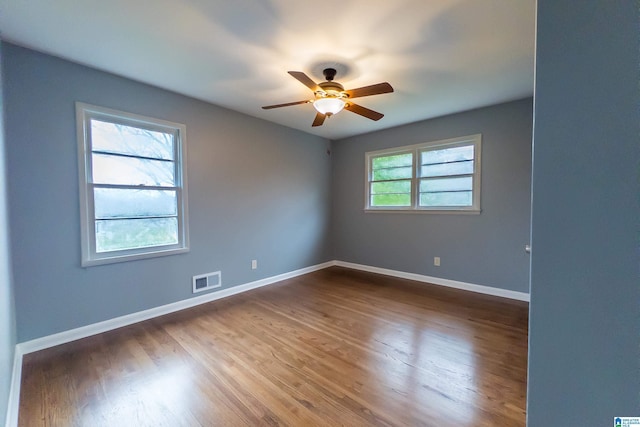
[17,261,334,355]
[365,134,482,213]
[334,260,530,302]
[364,208,480,215]
[76,102,190,267]
[5,346,23,427]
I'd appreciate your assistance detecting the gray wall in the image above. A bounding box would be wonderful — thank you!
[3,44,332,342]
[0,40,17,427]
[332,98,533,293]
[527,1,639,424]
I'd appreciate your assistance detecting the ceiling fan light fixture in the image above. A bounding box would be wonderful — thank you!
[313,97,345,116]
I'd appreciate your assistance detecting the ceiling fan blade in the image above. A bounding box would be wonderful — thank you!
[312,112,326,127]
[288,71,320,92]
[262,100,310,109]
[345,82,394,99]
[344,102,384,121]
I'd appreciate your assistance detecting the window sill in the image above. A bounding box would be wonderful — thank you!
[364,208,481,215]
[81,246,190,267]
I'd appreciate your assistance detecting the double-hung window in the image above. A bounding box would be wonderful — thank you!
[366,134,481,213]
[77,103,189,266]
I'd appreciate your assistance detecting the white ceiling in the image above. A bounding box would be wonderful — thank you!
[0,0,535,140]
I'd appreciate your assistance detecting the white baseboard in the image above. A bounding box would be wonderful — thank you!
[5,346,23,427]
[6,262,334,427]
[334,260,530,302]
[17,261,334,356]
[15,259,528,356]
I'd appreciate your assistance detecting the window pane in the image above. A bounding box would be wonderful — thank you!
[91,119,174,160]
[94,188,177,219]
[95,217,178,252]
[372,153,412,169]
[372,166,413,181]
[92,153,175,186]
[371,193,411,207]
[371,180,411,194]
[420,191,472,207]
[419,176,472,192]
[420,160,473,177]
[421,145,474,165]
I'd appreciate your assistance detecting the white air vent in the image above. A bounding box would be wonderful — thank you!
[192,271,222,294]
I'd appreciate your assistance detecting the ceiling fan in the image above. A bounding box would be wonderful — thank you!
[262,68,394,127]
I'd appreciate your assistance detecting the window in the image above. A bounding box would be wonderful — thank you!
[365,134,481,213]
[77,103,189,266]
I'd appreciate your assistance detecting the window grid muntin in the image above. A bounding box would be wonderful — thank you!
[91,149,176,163]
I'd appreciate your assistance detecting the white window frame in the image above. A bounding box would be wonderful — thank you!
[76,102,189,266]
[365,134,481,213]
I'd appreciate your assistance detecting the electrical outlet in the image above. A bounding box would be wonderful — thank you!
[251,259,257,270]
[434,257,441,266]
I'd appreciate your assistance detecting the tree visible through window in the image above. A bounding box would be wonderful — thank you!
[369,152,413,207]
[365,135,481,212]
[77,103,189,266]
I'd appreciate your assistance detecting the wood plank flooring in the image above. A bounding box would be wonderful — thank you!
[18,267,528,426]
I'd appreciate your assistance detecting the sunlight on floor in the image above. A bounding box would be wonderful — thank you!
[81,364,197,426]
[368,316,478,425]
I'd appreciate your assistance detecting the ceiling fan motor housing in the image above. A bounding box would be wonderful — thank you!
[317,81,346,98]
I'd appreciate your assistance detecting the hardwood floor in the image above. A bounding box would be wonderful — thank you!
[18,267,528,426]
